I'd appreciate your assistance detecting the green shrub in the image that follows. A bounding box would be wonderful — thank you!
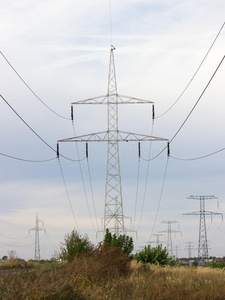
[102,228,134,256]
[209,260,225,269]
[135,245,172,265]
[60,230,93,262]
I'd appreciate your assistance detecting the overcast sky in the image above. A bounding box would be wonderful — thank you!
[0,0,225,260]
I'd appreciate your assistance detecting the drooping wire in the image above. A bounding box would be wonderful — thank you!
[132,145,141,233]
[0,51,70,120]
[141,55,225,162]
[0,152,56,163]
[72,120,97,233]
[86,154,100,231]
[156,22,225,119]
[149,158,169,240]
[1,94,85,162]
[1,94,56,153]
[170,146,225,161]
[136,119,155,232]
[57,157,80,231]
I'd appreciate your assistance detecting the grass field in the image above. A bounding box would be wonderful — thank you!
[1,253,225,299]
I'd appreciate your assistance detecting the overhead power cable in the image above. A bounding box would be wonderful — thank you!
[1,94,56,152]
[0,51,70,120]
[0,152,56,163]
[57,157,80,231]
[170,146,225,161]
[150,158,169,238]
[141,55,225,162]
[0,95,85,162]
[156,22,225,118]
[72,122,97,233]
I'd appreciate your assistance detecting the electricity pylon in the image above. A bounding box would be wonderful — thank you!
[58,46,168,236]
[183,195,223,260]
[29,213,46,260]
[159,221,181,257]
[148,233,165,247]
[184,242,195,259]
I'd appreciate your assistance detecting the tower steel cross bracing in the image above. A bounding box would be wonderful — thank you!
[58,46,168,236]
[29,213,46,261]
[184,195,223,260]
[159,221,181,257]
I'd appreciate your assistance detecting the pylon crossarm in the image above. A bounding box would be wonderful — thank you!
[183,211,223,216]
[71,94,154,105]
[58,130,168,143]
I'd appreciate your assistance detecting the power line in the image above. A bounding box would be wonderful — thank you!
[0,152,56,163]
[150,158,169,237]
[1,94,85,162]
[170,146,225,161]
[170,55,225,144]
[1,94,56,152]
[57,157,80,231]
[71,123,97,234]
[156,22,225,119]
[141,55,225,162]
[0,51,70,120]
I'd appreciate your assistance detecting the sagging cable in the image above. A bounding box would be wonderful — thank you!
[86,143,88,160]
[138,142,141,160]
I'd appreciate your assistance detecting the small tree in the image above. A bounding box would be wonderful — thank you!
[60,230,93,262]
[103,228,134,256]
[135,245,172,265]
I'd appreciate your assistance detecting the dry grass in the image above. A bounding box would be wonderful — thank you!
[1,252,225,299]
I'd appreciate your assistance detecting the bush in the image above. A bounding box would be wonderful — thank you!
[103,228,134,256]
[135,245,172,265]
[60,230,93,262]
[209,260,225,269]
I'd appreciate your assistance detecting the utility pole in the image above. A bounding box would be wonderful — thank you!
[29,213,46,261]
[57,46,168,236]
[160,221,181,257]
[184,242,195,259]
[183,195,223,260]
[148,233,165,247]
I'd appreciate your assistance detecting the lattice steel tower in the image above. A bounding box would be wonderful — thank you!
[183,195,223,259]
[29,213,46,260]
[58,46,168,236]
[160,221,181,257]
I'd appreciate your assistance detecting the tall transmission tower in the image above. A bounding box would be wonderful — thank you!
[29,213,46,261]
[160,221,181,257]
[183,195,223,260]
[58,46,168,236]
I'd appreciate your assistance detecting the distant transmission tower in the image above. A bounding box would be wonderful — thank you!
[29,213,46,260]
[184,242,195,259]
[148,233,165,247]
[183,195,223,260]
[160,221,181,257]
[58,46,168,236]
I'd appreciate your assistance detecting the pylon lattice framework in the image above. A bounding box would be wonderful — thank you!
[58,46,168,236]
[159,221,181,257]
[29,213,46,260]
[184,195,223,259]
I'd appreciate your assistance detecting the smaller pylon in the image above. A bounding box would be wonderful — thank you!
[183,195,223,260]
[148,233,165,247]
[159,221,181,257]
[29,213,46,261]
[184,242,195,259]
